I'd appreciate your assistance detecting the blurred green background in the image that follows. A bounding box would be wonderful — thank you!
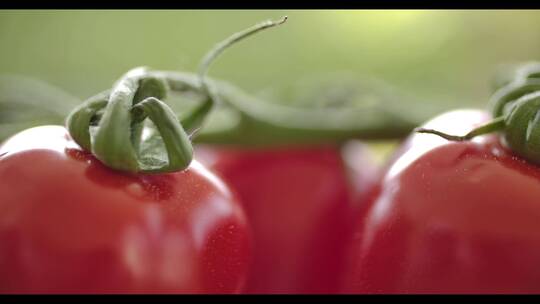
[1,10,539,108]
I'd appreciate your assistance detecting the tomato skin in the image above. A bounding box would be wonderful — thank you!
[196,143,377,294]
[0,126,251,294]
[345,110,540,294]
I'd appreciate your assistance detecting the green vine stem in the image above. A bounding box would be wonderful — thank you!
[65,16,288,174]
[416,61,540,166]
[154,71,421,146]
[0,70,426,148]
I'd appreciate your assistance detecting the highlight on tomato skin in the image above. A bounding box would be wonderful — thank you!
[195,142,379,294]
[0,126,252,294]
[343,110,540,294]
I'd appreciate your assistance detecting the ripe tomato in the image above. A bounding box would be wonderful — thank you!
[344,109,540,293]
[0,126,251,294]
[196,142,378,294]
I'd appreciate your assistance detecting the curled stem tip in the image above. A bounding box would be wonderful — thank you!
[414,128,470,141]
[197,16,288,84]
[414,116,506,142]
[183,16,288,137]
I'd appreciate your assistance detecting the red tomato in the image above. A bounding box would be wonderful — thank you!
[196,142,378,294]
[0,126,251,294]
[344,109,540,293]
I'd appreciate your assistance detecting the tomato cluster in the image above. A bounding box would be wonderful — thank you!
[2,17,540,294]
[4,101,540,294]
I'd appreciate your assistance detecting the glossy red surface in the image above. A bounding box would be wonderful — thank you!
[0,126,251,294]
[196,143,377,294]
[344,110,540,293]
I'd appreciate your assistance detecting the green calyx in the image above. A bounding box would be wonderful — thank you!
[416,61,540,166]
[65,16,288,174]
[67,67,193,173]
[502,91,540,165]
